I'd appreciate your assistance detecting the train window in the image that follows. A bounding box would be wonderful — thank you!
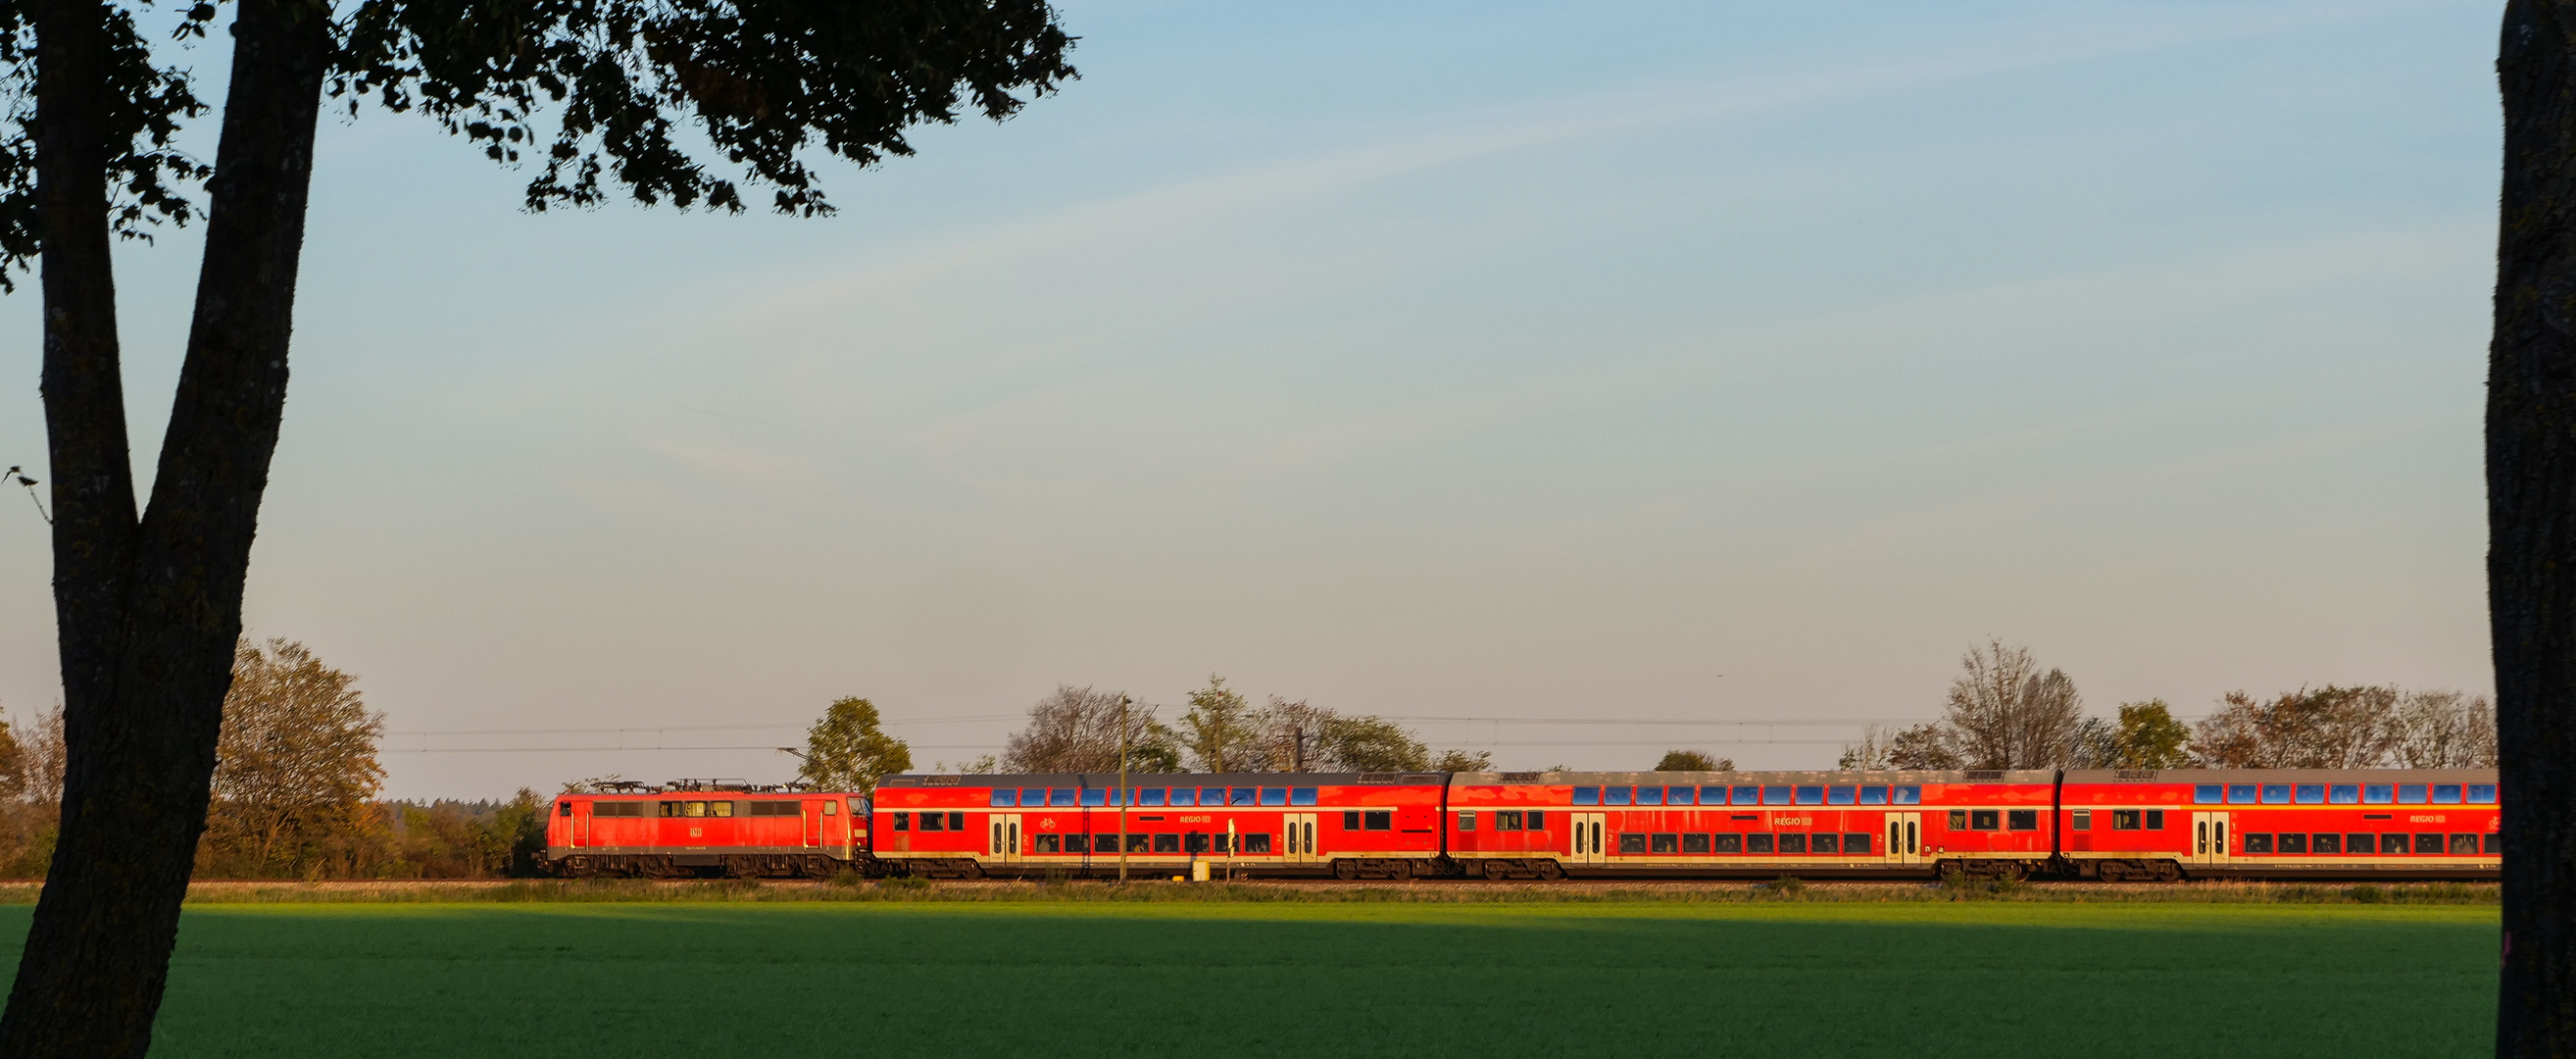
[1495,811,1523,832]
[1635,786,1662,806]
[1747,833,1774,854]
[2451,833,2479,855]
[1702,786,1728,806]
[706,801,734,818]
[1203,787,1228,806]
[2277,833,2307,854]
[1605,786,1633,807]
[1231,788,1257,806]
[2311,833,2341,854]
[1859,786,1889,806]
[1572,786,1602,806]
[2243,833,2272,854]
[1261,788,1288,807]
[2398,784,2428,804]
[1764,786,1794,806]
[1064,834,1089,854]
[1292,787,1319,806]
[558,802,573,817]
[1846,833,1872,854]
[1669,786,1696,806]
[2007,810,2037,832]
[990,789,1017,808]
[1948,810,1968,830]
[1827,786,1856,806]
[1077,788,1104,808]
[1049,789,1077,808]
[1457,812,1476,831]
[1169,788,1197,807]
[1971,810,2000,831]
[891,812,910,832]
[1094,832,1116,852]
[1651,833,1679,854]
[749,801,798,818]
[1734,785,1761,805]
[1811,832,1840,854]
[1109,788,1129,807]
[1342,811,1360,830]
[2071,810,2092,831]
[1364,811,1393,832]
[1893,785,1922,805]
[2295,784,2324,804]
[1713,833,1744,853]
[1778,833,1808,854]
[2382,832,2409,853]
[1127,834,1151,853]
[919,813,946,832]
[2413,833,2441,853]
[2195,784,2223,804]
[1617,833,1648,854]
[2146,811,2164,830]
[2432,784,2462,805]
[1683,833,1710,853]
[1153,833,1180,853]
[2330,784,2359,805]
[2468,784,2498,804]
[2346,833,2374,854]
[2110,810,2140,831]
[2260,784,2291,805]
[1527,811,1548,830]
[2485,833,2502,855]
[2227,784,2257,805]
[680,801,709,818]
[1184,832,1210,853]
[1034,833,1060,853]
[1018,788,1044,807]
[1244,833,1273,854]
[2364,784,2394,804]
[1139,788,1167,807]
[1796,786,1825,806]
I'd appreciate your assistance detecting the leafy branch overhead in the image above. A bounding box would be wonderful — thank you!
[0,0,1078,284]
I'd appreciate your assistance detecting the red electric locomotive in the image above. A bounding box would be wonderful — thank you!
[2056,768,2500,880]
[542,782,869,878]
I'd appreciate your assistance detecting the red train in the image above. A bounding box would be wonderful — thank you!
[543,782,867,878]
[540,768,2502,882]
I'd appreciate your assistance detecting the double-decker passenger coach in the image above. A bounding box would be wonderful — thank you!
[2058,769,2500,880]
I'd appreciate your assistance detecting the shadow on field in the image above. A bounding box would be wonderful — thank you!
[0,904,2497,1059]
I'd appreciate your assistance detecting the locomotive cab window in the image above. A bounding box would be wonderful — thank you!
[558,802,573,817]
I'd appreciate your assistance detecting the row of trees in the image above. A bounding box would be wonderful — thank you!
[976,678,1495,776]
[1839,640,2500,772]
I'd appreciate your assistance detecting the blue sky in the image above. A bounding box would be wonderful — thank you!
[0,1,2502,796]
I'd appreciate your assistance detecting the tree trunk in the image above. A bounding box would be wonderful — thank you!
[2495,3,2576,1056]
[0,0,329,1053]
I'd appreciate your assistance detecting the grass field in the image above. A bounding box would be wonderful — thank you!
[3,899,2496,1058]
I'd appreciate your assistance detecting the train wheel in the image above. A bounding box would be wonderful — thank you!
[1482,860,1512,881]
[2097,861,2127,882]
[2153,860,2182,882]
[1534,860,1564,882]
[1387,860,1412,881]
[1332,859,1360,881]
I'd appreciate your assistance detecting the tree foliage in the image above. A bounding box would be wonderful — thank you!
[200,639,386,878]
[797,697,912,792]
[1653,750,1733,772]
[2192,686,2496,770]
[998,685,1177,774]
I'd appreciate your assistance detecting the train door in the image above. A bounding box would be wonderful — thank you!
[2192,812,2230,867]
[1281,813,1316,865]
[570,800,591,847]
[1885,812,1921,866]
[801,800,824,847]
[991,814,1023,866]
[1570,812,1607,866]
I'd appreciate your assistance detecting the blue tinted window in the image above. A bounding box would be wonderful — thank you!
[2295,784,2324,804]
[1107,788,1126,807]
[2399,784,2427,804]
[1230,787,1257,806]
[2260,784,2290,805]
[1763,785,1793,806]
[1701,786,1727,805]
[1021,788,1046,806]
[1260,787,1286,806]
[990,789,1017,808]
[1202,787,1227,805]
[1734,785,1761,805]
[2468,784,2498,804]
[2432,784,2462,804]
[1859,786,1889,805]
[1572,786,1601,805]
[1795,786,1824,806]
[1291,787,1318,806]
[2364,784,2394,804]
[1827,785,1856,805]
[2227,784,2256,805]
[2329,784,2358,804]
[1168,788,1196,807]
[2195,784,2223,804]
[1079,788,1106,807]
[1605,786,1633,806]
[1049,788,1077,807]
[1140,788,1167,807]
[1892,785,1921,805]
[1668,786,1695,806]
[1635,786,1662,806]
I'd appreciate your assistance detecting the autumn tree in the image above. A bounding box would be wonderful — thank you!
[1840,723,1963,770]
[0,1,1072,1047]
[1654,750,1733,772]
[2388,690,2500,769]
[1941,640,2084,769]
[797,697,913,791]
[2105,701,2194,769]
[1179,676,1266,773]
[998,686,1177,774]
[1431,749,1495,772]
[2190,686,2401,769]
[201,639,385,877]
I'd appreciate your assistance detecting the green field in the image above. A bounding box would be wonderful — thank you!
[7,900,2496,1058]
